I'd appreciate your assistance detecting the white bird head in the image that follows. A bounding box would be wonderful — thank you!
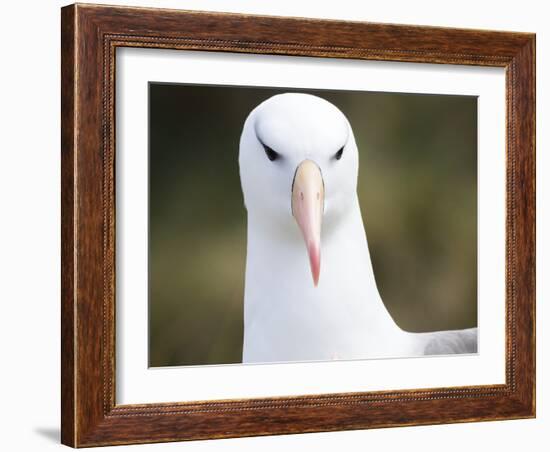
[239,93,360,287]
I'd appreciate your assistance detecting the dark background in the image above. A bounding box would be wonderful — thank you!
[149,83,477,367]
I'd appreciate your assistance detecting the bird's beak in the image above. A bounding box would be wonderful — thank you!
[291,160,325,287]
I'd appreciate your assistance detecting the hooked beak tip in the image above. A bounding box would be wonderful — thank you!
[308,241,321,287]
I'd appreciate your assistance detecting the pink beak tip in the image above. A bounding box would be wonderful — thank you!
[313,275,319,288]
[308,244,321,288]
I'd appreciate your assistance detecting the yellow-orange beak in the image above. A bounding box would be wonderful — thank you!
[291,160,325,287]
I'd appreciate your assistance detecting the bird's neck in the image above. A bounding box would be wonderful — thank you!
[243,197,402,362]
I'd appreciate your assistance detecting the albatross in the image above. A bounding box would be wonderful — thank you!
[239,93,477,363]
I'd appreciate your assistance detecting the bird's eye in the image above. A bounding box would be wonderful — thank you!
[263,144,280,162]
[334,146,344,160]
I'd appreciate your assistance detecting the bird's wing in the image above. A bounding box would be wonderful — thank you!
[418,327,478,355]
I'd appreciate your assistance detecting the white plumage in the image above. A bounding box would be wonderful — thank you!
[238,93,477,363]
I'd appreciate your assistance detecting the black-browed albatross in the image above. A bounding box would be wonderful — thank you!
[238,93,477,363]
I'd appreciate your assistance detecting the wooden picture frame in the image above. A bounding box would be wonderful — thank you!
[61,3,535,447]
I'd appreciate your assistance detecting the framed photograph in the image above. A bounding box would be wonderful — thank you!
[61,3,535,447]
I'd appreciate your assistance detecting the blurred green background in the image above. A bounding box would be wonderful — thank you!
[149,83,477,367]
